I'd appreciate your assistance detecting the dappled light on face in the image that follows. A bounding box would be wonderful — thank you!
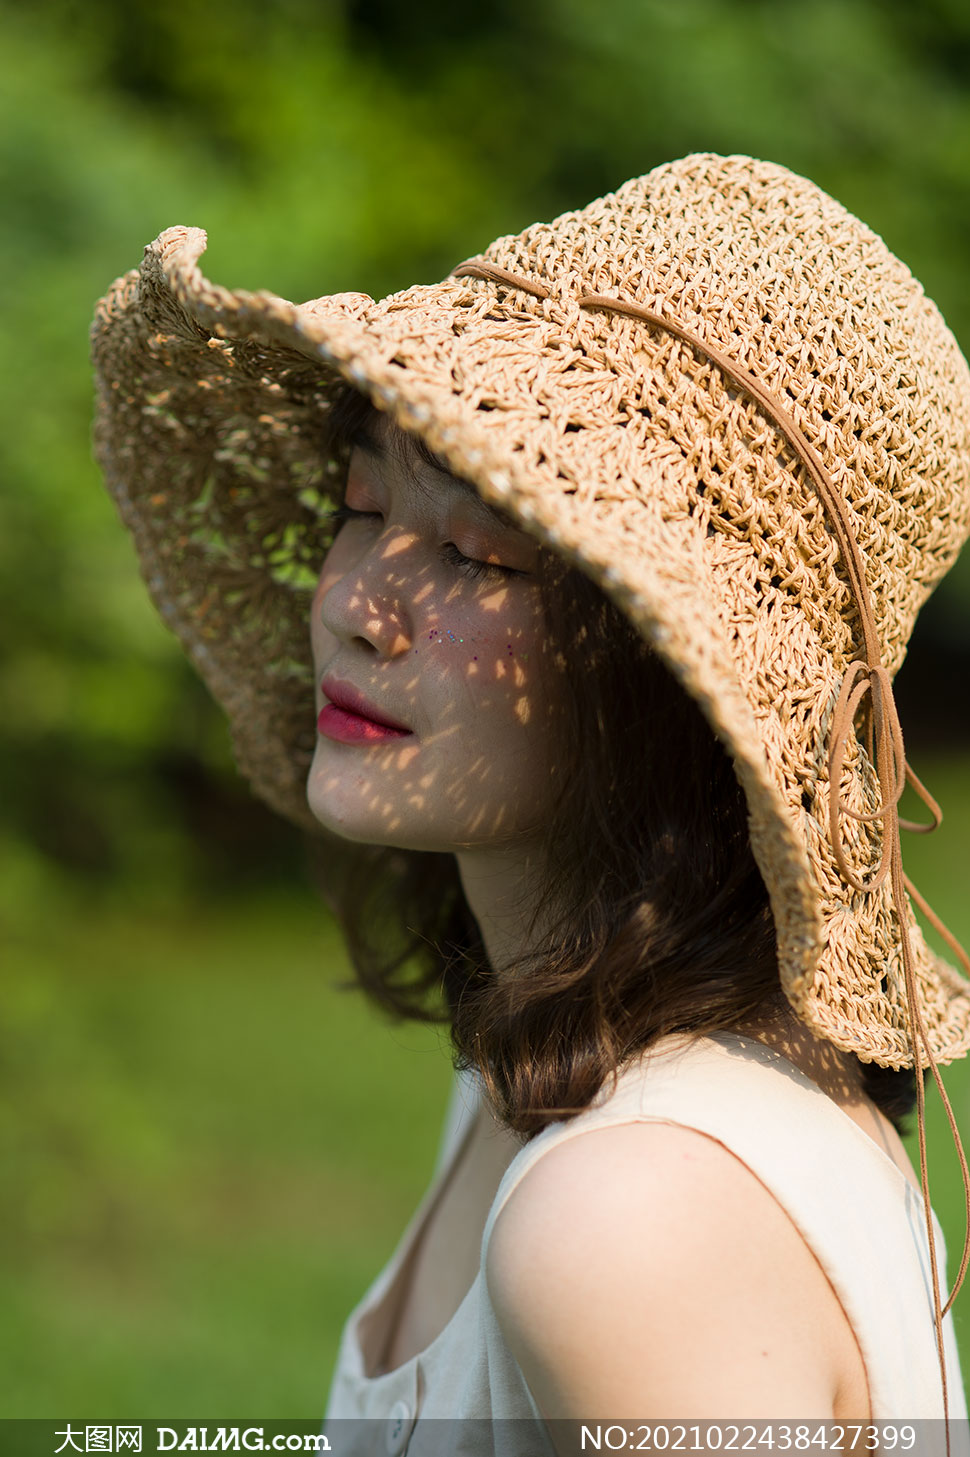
[306,429,566,857]
[381,533,415,560]
[306,612,562,852]
[480,586,511,613]
[380,628,411,656]
[465,801,514,835]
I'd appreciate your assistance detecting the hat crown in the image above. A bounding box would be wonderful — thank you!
[475,153,970,675]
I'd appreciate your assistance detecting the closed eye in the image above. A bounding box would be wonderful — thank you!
[326,504,380,529]
[439,542,524,581]
[327,505,525,580]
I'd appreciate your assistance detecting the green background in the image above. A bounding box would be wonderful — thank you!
[3,0,970,1416]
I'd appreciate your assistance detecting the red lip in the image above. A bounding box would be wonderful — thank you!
[318,677,412,742]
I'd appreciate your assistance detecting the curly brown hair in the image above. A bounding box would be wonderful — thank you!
[312,386,918,1138]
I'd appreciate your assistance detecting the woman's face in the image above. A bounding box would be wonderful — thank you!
[307,414,567,854]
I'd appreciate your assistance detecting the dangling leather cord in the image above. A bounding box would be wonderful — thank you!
[453,256,970,1444]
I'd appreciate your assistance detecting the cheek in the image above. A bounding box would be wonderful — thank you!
[422,592,549,731]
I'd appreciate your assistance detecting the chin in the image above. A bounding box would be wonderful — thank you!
[306,788,391,847]
[306,778,435,852]
[305,750,547,854]
[304,790,511,856]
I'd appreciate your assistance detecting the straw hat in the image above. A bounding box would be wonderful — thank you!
[92,146,970,1415]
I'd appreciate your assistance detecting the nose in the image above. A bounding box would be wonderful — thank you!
[315,538,414,658]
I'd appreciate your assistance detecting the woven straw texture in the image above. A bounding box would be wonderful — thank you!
[91,152,970,1069]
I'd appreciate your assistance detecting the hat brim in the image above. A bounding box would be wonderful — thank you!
[91,225,970,1068]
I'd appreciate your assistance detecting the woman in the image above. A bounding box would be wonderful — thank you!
[92,153,970,1450]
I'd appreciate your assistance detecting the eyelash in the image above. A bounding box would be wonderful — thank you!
[325,504,523,581]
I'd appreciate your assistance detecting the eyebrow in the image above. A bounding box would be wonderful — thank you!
[350,414,524,531]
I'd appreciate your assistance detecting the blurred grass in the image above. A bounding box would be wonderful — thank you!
[3,751,970,1416]
[1,891,454,1416]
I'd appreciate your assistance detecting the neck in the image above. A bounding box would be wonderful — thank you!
[739,1003,866,1108]
[454,839,553,977]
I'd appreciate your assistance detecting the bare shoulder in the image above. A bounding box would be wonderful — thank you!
[485,1120,845,1422]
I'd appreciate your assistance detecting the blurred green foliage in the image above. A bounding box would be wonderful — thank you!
[4,0,970,1418]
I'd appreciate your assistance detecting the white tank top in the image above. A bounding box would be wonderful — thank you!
[323,1031,966,1452]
